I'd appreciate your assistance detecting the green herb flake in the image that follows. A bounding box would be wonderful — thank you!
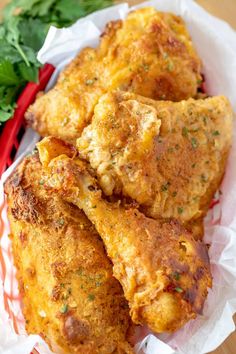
[161,182,170,192]
[167,61,174,72]
[175,144,180,150]
[57,218,65,226]
[77,267,83,276]
[212,130,220,136]
[177,207,184,215]
[88,293,95,301]
[191,137,198,149]
[142,63,149,71]
[182,126,188,137]
[171,272,180,280]
[60,304,68,314]
[175,287,183,293]
[39,180,44,185]
[167,147,174,153]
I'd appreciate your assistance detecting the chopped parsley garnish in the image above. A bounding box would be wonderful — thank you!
[191,137,198,149]
[171,272,180,280]
[212,130,220,136]
[167,61,174,72]
[77,267,83,275]
[161,182,170,192]
[182,126,188,137]
[177,207,183,214]
[60,304,68,314]
[88,294,95,301]
[57,218,65,226]
[168,147,174,153]
[175,287,183,293]
[142,64,149,72]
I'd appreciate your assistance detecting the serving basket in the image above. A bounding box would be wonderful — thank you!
[0,64,55,176]
[0,1,236,353]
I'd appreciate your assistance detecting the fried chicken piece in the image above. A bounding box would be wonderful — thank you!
[37,137,212,333]
[4,154,133,354]
[25,7,202,143]
[77,91,233,236]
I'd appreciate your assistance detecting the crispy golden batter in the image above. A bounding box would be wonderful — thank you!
[26,7,202,143]
[4,154,133,354]
[37,137,212,333]
[77,91,233,236]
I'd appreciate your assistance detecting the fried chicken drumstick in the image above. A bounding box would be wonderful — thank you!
[4,154,133,354]
[26,7,202,143]
[37,137,212,334]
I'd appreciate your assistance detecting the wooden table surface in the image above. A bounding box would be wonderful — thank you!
[0,0,235,353]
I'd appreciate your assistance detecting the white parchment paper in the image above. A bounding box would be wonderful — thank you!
[1,1,236,353]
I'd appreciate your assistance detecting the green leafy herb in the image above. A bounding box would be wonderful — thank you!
[177,207,183,215]
[0,60,20,86]
[0,0,113,127]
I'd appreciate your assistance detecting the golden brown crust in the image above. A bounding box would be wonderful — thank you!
[4,155,134,354]
[37,137,212,333]
[25,7,202,143]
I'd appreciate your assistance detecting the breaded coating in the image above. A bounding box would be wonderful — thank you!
[77,91,233,236]
[25,7,202,143]
[37,137,212,333]
[4,154,133,354]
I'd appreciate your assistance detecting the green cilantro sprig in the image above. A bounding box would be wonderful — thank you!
[0,0,113,131]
